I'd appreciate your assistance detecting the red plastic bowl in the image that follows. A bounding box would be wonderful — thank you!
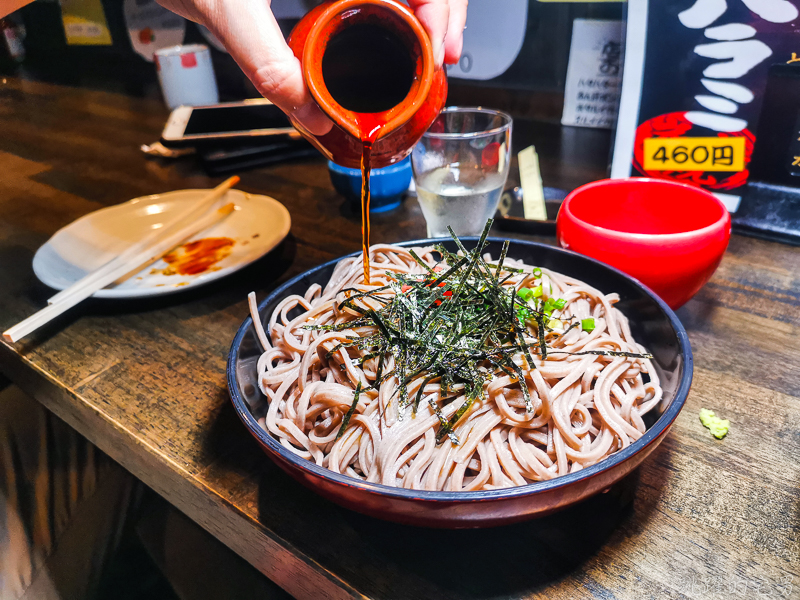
[556,178,731,309]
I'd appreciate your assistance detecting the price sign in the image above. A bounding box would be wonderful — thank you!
[643,137,746,172]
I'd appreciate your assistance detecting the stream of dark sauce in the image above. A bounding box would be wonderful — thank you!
[355,115,382,284]
[360,140,373,283]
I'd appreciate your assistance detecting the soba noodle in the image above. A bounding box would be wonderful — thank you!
[248,244,662,491]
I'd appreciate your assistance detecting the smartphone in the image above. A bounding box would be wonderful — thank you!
[160,99,297,147]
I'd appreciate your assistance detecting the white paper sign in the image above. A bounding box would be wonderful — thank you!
[561,19,624,129]
[446,0,528,81]
[124,0,186,62]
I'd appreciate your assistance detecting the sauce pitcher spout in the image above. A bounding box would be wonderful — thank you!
[287,0,448,169]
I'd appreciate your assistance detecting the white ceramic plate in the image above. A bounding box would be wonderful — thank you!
[33,189,291,299]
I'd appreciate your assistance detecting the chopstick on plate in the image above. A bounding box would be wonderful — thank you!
[47,175,240,306]
[4,198,237,344]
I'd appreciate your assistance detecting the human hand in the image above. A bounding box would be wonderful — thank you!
[407,0,468,66]
[155,0,467,136]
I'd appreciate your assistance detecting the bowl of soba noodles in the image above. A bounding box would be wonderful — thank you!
[228,226,692,527]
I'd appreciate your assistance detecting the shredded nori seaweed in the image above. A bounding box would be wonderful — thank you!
[309,220,652,446]
[335,381,363,441]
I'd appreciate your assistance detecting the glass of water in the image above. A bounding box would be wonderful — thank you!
[412,107,512,237]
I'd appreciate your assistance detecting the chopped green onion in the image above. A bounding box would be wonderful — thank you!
[543,297,567,316]
[581,318,595,333]
[517,287,534,302]
[533,268,542,277]
[532,284,543,298]
[548,318,562,330]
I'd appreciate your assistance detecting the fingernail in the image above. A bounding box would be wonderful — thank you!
[293,102,333,136]
[453,37,464,63]
[434,40,445,67]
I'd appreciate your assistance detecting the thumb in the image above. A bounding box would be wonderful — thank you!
[250,49,333,136]
[407,0,450,66]
[204,0,332,136]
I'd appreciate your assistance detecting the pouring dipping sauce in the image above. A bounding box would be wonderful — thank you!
[322,22,416,283]
[287,0,447,283]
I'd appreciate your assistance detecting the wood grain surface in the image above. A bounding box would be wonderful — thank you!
[0,76,797,600]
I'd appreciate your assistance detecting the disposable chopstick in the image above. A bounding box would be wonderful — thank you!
[3,202,236,344]
[518,146,547,221]
[47,175,240,306]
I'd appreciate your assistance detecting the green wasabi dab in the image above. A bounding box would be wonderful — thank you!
[699,408,730,439]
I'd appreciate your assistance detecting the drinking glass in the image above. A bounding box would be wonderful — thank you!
[412,107,512,237]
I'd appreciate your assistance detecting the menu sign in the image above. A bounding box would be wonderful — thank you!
[611,0,800,212]
[60,0,113,45]
[561,19,624,130]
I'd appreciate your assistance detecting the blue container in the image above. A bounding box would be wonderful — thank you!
[327,157,412,213]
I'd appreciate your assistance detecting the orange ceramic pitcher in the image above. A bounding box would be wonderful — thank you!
[287,0,448,169]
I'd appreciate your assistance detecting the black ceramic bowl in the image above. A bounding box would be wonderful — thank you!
[227,239,692,528]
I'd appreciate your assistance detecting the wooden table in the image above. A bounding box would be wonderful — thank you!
[1,77,798,600]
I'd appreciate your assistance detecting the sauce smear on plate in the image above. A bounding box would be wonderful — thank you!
[163,237,235,276]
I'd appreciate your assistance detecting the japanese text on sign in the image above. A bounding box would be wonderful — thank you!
[561,20,623,130]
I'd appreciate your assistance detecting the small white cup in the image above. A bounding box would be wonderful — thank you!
[155,44,219,109]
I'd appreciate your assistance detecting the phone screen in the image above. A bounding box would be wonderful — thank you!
[183,104,291,135]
